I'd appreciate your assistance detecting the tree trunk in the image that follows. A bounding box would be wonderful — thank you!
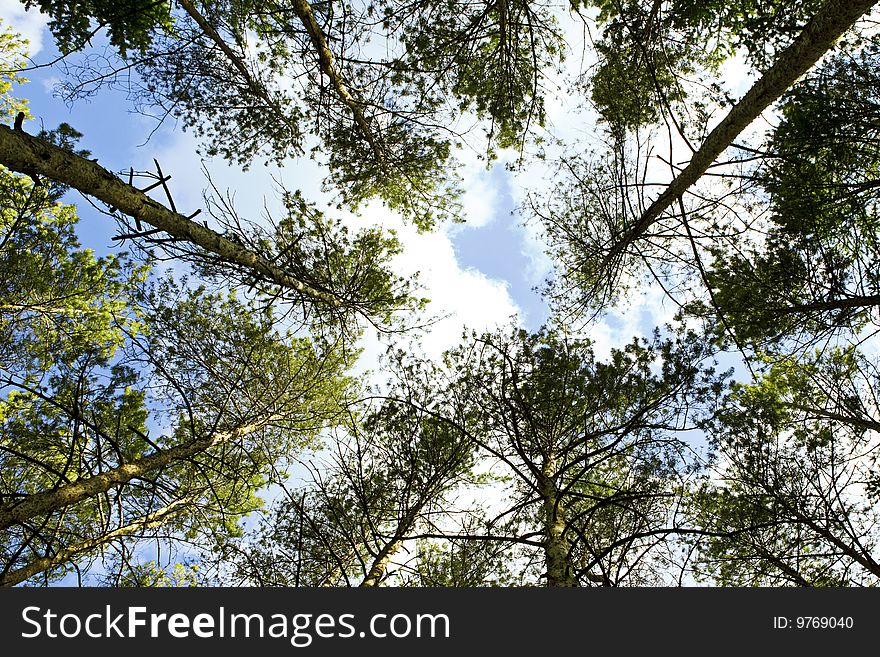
[540,458,577,587]
[177,0,303,147]
[0,418,271,531]
[0,498,191,587]
[359,539,400,588]
[602,0,878,268]
[0,124,341,308]
[358,509,420,587]
[287,0,386,167]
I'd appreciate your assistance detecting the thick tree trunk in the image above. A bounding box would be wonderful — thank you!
[0,418,270,531]
[602,0,878,267]
[0,124,341,308]
[359,540,400,588]
[540,459,577,587]
[0,498,191,587]
[358,509,420,587]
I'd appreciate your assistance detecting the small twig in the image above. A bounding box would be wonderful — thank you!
[128,168,142,230]
[112,228,165,241]
[153,159,177,212]
[137,175,171,194]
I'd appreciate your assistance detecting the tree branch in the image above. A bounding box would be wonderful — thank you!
[0,417,274,531]
[0,497,192,587]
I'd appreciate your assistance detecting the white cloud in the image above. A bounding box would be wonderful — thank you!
[454,145,499,229]
[718,48,759,99]
[585,286,679,361]
[0,0,46,56]
[39,74,60,93]
[350,200,521,370]
[518,215,553,288]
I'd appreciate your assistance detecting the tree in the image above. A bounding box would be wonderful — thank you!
[5,0,880,590]
[697,46,880,350]
[210,370,478,587]
[0,120,421,337]
[433,323,725,586]
[16,1,563,227]
[538,0,878,321]
[22,0,175,56]
[213,323,727,588]
[691,349,880,585]
[385,0,565,156]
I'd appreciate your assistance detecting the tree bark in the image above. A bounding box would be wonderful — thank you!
[358,509,420,587]
[601,0,879,270]
[358,539,399,587]
[540,459,577,587]
[0,418,271,531]
[0,124,341,308]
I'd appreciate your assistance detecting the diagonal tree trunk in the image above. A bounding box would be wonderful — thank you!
[600,0,878,273]
[0,417,272,531]
[177,0,303,147]
[0,123,342,308]
[286,0,387,167]
[358,538,400,587]
[0,497,192,587]
[358,508,420,587]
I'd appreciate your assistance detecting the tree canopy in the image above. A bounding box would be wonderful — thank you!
[1,0,880,587]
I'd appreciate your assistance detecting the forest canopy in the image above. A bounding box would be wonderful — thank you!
[1,0,880,587]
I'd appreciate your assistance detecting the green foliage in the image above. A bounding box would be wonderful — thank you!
[763,46,880,242]
[139,16,307,167]
[0,22,30,122]
[664,0,827,69]
[388,0,564,155]
[0,176,140,375]
[198,188,426,332]
[125,0,460,225]
[583,0,721,133]
[582,0,828,132]
[217,359,479,587]
[442,322,725,585]
[23,0,174,55]
[115,561,201,587]
[0,160,355,584]
[588,13,697,133]
[404,536,515,586]
[322,119,457,231]
[691,350,880,585]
